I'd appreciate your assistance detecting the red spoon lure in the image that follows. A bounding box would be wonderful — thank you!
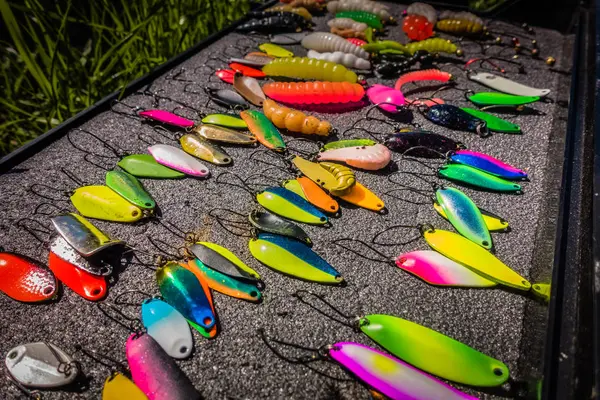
[0,252,58,302]
[48,251,107,301]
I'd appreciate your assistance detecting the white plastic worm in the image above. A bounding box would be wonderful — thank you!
[301,32,369,60]
[327,0,392,21]
[406,2,437,24]
[327,17,368,32]
[307,50,371,70]
[438,11,484,26]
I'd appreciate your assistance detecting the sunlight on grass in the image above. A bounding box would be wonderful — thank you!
[0,0,251,156]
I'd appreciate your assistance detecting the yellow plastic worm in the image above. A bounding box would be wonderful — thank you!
[262,57,358,83]
[405,38,460,55]
[266,5,312,20]
[436,19,484,35]
[263,99,332,136]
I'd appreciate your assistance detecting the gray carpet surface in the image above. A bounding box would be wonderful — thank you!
[0,2,573,399]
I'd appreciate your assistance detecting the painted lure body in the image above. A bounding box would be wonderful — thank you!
[438,164,522,193]
[263,57,358,83]
[51,212,122,257]
[117,154,185,179]
[468,72,550,97]
[0,252,57,302]
[263,99,332,136]
[460,108,521,133]
[249,210,313,245]
[316,143,392,171]
[180,134,232,165]
[425,104,488,137]
[449,150,527,180]
[148,144,210,177]
[366,84,405,113]
[70,185,143,223]
[141,298,193,359]
[262,81,365,104]
[48,250,107,301]
[301,32,369,59]
[257,187,329,225]
[233,72,266,106]
[189,259,262,302]
[105,170,156,210]
[307,49,371,70]
[384,130,465,157]
[240,110,286,151]
[282,177,339,214]
[139,110,195,128]
[193,124,257,145]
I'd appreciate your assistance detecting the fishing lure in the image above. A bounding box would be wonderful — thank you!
[362,40,406,54]
[335,10,383,30]
[188,243,260,282]
[51,213,122,257]
[204,88,249,109]
[425,104,489,137]
[396,250,497,287]
[139,110,195,128]
[292,156,355,196]
[243,52,275,67]
[306,49,371,70]
[249,210,312,245]
[406,2,437,23]
[422,227,530,291]
[233,72,265,106]
[188,259,261,302]
[403,15,434,41]
[347,37,367,46]
[439,10,484,24]
[322,139,376,150]
[439,164,523,193]
[126,333,200,400]
[327,17,368,32]
[436,19,484,35]
[49,236,112,276]
[460,108,521,133]
[180,134,232,165]
[102,372,148,400]
[5,342,79,389]
[328,0,392,22]
[339,181,385,212]
[262,81,365,105]
[118,154,185,179]
[215,69,235,84]
[0,252,57,302]
[258,43,294,58]
[301,32,369,60]
[156,261,215,329]
[263,57,358,83]
[48,250,107,300]
[236,14,306,33]
[240,110,286,151]
[257,187,329,225]
[263,99,332,136]
[433,203,509,232]
[229,63,266,78]
[141,298,193,359]
[201,113,247,129]
[436,186,492,249]
[366,84,405,113]
[197,241,261,279]
[193,124,257,145]
[70,185,144,223]
[282,177,339,214]
[281,0,324,11]
[105,170,156,211]
[449,150,527,180]
[265,5,313,20]
[269,32,308,45]
[149,144,210,177]
[295,291,509,386]
[405,37,460,55]
[394,69,453,106]
[468,72,550,97]
[249,233,343,284]
[467,92,540,107]
[317,144,392,171]
[248,10,311,27]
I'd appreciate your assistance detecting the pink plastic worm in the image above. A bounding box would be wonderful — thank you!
[262,81,365,104]
[138,110,195,128]
[366,84,405,113]
[394,69,453,107]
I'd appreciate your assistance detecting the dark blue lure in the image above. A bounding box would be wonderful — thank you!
[424,104,489,137]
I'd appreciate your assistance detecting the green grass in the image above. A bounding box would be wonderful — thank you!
[0,0,251,156]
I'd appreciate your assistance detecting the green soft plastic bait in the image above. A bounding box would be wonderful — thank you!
[335,11,383,29]
[249,233,343,284]
[438,164,522,193]
[201,114,247,129]
[105,170,155,210]
[321,139,377,151]
[467,92,540,107]
[358,314,510,387]
[460,108,521,133]
[117,154,185,179]
[362,40,406,53]
[435,186,492,250]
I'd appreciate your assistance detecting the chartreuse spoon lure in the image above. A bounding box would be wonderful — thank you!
[422,226,531,291]
[439,164,523,193]
[70,185,144,222]
[259,43,294,58]
[240,110,286,151]
[156,261,216,329]
[295,291,508,386]
[249,233,343,284]
[102,372,148,400]
[201,114,247,129]
[449,150,528,181]
[141,298,193,359]
[436,186,492,249]
[467,92,540,107]
[433,202,509,232]
[460,108,521,133]
[257,187,329,225]
[105,170,156,210]
[117,154,185,179]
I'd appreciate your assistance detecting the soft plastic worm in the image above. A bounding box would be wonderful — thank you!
[406,2,437,23]
[439,10,484,25]
[302,32,369,60]
[436,19,484,35]
[307,50,371,70]
[327,17,368,32]
[404,38,459,55]
[330,27,367,40]
[262,81,365,104]
[262,57,358,82]
[327,0,392,22]
[263,99,332,136]
[266,5,313,20]
[283,0,325,11]
[394,69,452,106]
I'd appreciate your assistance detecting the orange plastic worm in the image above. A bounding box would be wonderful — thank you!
[394,69,453,106]
[282,0,325,11]
[263,99,332,136]
[262,81,365,104]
